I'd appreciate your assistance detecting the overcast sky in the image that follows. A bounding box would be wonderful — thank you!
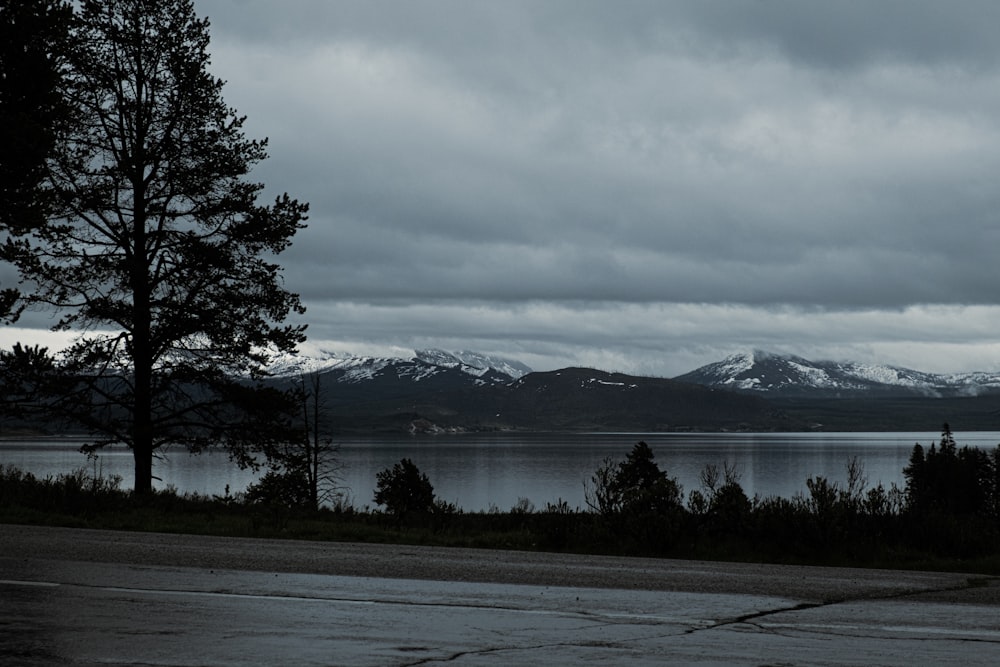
[10,0,1000,377]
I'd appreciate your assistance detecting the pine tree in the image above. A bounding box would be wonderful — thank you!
[0,1,73,318]
[2,0,309,494]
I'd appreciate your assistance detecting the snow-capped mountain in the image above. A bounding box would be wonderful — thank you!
[414,349,532,379]
[674,350,1000,397]
[268,348,530,383]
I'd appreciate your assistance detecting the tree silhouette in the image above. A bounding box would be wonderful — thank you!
[0,1,73,318]
[249,372,343,510]
[374,458,436,524]
[586,441,684,552]
[904,423,998,517]
[1,0,308,494]
[587,441,682,515]
[0,344,60,425]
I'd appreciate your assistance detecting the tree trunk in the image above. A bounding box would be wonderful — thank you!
[309,374,320,510]
[129,29,152,496]
[133,441,153,495]
[131,307,154,495]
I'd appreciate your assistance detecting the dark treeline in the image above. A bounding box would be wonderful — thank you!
[2,424,999,572]
[571,424,1000,566]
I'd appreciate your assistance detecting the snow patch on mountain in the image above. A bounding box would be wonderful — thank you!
[711,350,756,379]
[414,349,531,379]
[585,378,633,388]
[676,350,1000,397]
[787,359,833,385]
[832,362,937,388]
[943,372,1000,396]
[265,350,357,377]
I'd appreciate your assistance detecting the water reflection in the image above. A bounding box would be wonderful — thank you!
[4,431,999,512]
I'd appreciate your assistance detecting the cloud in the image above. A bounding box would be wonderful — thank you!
[288,301,1000,376]
[672,1,1000,70]
[8,1,1000,378]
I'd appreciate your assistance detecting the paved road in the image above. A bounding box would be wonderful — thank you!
[2,524,999,665]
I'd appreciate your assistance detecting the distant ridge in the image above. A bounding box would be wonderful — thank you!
[675,349,1000,398]
[490,367,781,431]
[262,350,790,433]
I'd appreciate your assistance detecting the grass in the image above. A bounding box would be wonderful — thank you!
[3,463,1000,575]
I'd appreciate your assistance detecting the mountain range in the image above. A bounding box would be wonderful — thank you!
[8,347,995,435]
[269,349,785,433]
[267,348,1000,433]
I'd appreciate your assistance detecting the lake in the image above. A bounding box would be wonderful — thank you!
[3,431,999,512]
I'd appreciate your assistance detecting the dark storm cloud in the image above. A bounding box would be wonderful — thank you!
[204,1,1000,75]
[673,1,1000,70]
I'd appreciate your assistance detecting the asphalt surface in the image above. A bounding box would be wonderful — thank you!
[2,524,999,665]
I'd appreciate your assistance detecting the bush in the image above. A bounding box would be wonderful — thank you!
[586,441,682,516]
[245,467,313,509]
[706,480,752,534]
[373,458,436,524]
[585,441,684,553]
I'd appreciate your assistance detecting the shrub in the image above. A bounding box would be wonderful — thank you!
[245,467,313,509]
[585,441,684,553]
[373,458,436,524]
[707,480,752,534]
[586,441,682,516]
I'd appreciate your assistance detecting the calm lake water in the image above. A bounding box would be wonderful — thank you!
[3,431,1000,512]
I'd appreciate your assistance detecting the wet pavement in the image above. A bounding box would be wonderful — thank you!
[2,525,999,665]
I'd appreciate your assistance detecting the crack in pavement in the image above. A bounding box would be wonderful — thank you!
[687,576,1000,638]
[397,638,630,666]
[691,600,827,635]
